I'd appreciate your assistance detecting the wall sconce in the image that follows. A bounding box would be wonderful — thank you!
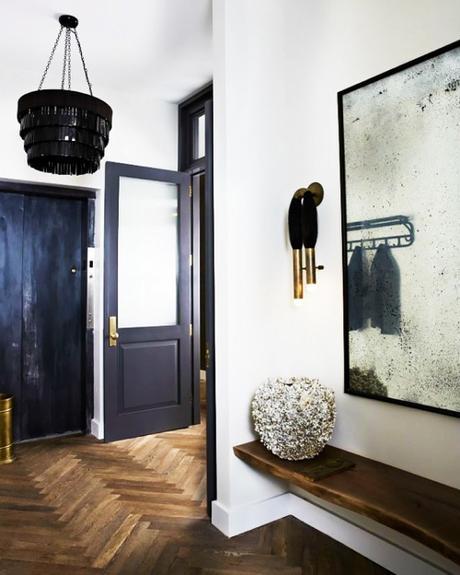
[288,182,324,299]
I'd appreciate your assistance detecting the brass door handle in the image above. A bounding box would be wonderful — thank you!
[109,316,119,347]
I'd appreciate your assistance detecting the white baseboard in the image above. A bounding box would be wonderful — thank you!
[90,419,103,440]
[212,493,290,538]
[211,493,457,575]
[288,493,453,575]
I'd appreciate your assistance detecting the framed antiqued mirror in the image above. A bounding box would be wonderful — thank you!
[339,40,460,418]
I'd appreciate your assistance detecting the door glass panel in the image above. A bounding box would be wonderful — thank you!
[118,176,178,328]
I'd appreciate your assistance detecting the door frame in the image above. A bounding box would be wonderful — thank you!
[179,84,216,515]
[0,178,96,435]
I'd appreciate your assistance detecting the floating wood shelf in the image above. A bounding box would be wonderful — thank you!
[234,441,460,565]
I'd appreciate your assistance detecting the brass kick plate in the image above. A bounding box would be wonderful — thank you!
[109,316,119,347]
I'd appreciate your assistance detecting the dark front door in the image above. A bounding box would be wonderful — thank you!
[0,191,86,441]
[104,163,192,442]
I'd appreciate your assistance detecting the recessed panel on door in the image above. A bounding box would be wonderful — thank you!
[120,340,179,411]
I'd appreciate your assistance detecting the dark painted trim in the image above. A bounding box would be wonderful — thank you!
[192,172,202,425]
[179,82,213,108]
[179,85,217,516]
[204,98,217,514]
[0,178,96,199]
[105,162,189,186]
[83,199,96,432]
[179,85,213,172]
[338,39,460,419]
[120,325,184,343]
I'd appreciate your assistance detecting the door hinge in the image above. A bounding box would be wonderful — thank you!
[189,323,193,337]
[189,254,193,267]
[189,185,192,197]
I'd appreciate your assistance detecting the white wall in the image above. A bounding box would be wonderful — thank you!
[0,84,178,437]
[212,0,460,566]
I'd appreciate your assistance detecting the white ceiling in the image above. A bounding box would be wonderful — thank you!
[1,0,212,103]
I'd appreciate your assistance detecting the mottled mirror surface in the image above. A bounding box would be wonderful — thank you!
[340,43,460,416]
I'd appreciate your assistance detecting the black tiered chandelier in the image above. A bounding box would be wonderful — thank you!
[17,15,112,176]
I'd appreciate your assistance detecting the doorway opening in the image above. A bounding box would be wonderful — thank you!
[0,180,95,442]
[102,85,215,516]
[179,84,215,514]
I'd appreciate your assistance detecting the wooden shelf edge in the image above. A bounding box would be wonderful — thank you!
[234,441,460,565]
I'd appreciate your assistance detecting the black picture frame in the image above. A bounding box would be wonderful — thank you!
[338,39,460,419]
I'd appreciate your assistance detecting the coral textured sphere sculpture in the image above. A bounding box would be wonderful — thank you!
[251,377,336,460]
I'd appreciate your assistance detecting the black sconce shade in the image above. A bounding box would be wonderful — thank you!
[288,190,319,251]
[288,195,303,250]
[301,191,318,249]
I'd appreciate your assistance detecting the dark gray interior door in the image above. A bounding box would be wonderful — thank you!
[104,162,192,442]
[0,191,85,441]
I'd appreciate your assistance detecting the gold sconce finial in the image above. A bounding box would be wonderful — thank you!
[288,182,324,299]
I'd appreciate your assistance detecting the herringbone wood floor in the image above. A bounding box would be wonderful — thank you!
[0,414,390,574]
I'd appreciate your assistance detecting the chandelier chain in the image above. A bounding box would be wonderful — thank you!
[38,26,64,90]
[61,28,69,90]
[66,28,72,90]
[38,23,93,95]
[72,29,93,96]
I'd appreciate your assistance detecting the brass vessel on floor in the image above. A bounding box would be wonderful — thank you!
[0,394,14,464]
